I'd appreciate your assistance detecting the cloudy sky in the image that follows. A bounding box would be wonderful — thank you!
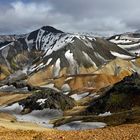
[0,0,139,35]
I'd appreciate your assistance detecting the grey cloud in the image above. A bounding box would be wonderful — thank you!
[0,0,139,35]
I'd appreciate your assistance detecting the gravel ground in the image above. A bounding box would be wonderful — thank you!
[0,123,140,140]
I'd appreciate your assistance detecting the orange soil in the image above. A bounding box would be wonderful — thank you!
[0,123,140,140]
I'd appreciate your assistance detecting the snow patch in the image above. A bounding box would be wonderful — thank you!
[53,58,61,77]
[98,112,112,117]
[65,50,74,62]
[110,51,133,59]
[0,43,11,50]
[57,121,106,130]
[94,95,100,98]
[94,52,106,62]
[0,85,16,92]
[65,77,74,82]
[118,42,140,49]
[65,50,79,74]
[70,92,89,101]
[110,39,132,44]
[82,51,97,68]
[40,84,60,92]
[36,99,47,105]
[22,67,28,74]
[63,92,69,95]
[46,58,52,65]
[87,36,96,41]
[61,84,71,92]
[115,36,119,40]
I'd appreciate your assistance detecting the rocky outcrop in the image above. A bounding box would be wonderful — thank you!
[87,73,140,114]
[19,89,76,114]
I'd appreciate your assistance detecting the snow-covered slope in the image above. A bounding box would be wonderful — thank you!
[108,33,140,55]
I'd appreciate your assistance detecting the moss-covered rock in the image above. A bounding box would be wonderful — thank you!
[19,88,76,114]
[87,73,140,114]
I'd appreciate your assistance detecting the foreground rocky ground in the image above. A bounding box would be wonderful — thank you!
[0,123,140,140]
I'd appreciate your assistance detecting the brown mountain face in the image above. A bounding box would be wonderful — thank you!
[27,58,135,93]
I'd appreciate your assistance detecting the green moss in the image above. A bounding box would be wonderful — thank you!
[106,93,127,109]
[135,78,140,86]
[109,94,124,104]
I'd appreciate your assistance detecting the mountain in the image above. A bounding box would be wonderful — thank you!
[1,26,140,109]
[0,26,136,86]
[1,26,140,129]
[108,32,140,55]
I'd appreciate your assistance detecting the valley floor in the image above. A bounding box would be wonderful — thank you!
[0,92,140,140]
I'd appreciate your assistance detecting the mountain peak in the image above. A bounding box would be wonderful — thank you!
[41,26,63,33]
